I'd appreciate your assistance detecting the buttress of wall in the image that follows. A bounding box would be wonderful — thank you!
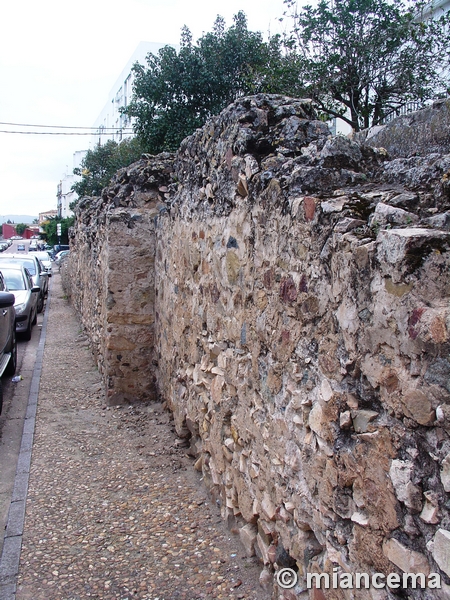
[102,208,158,404]
[65,158,173,404]
[65,195,110,373]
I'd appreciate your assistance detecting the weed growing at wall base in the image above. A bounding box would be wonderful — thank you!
[275,568,442,590]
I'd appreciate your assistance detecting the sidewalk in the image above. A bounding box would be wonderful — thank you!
[0,273,268,600]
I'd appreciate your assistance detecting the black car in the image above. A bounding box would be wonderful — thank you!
[50,244,69,259]
[0,272,17,413]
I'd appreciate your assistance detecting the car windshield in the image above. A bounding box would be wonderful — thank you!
[2,258,37,275]
[22,261,37,275]
[2,269,26,291]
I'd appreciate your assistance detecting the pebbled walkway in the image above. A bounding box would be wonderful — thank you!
[2,273,269,600]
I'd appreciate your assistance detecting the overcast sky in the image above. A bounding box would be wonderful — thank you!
[0,0,288,219]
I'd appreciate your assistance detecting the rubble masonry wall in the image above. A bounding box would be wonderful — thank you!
[63,95,450,598]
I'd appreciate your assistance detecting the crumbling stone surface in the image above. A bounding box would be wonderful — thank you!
[356,98,450,158]
[63,94,450,598]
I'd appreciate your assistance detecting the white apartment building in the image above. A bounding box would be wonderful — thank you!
[56,150,87,218]
[423,0,450,18]
[56,43,172,216]
[91,42,174,148]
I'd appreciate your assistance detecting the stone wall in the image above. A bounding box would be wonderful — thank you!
[63,95,450,598]
[356,99,450,159]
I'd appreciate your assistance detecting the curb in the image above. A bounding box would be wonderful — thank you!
[0,281,52,600]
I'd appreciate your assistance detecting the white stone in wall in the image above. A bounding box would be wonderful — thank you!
[383,538,430,575]
[433,529,450,577]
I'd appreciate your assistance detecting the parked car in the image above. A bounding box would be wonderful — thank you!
[50,244,70,259]
[0,254,49,313]
[54,250,70,267]
[0,265,39,341]
[17,244,25,251]
[0,272,17,414]
[34,251,52,276]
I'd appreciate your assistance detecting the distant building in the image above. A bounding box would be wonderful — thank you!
[422,0,450,18]
[91,42,175,148]
[332,0,450,134]
[56,150,87,218]
[422,0,450,98]
[2,223,17,239]
[1,224,38,239]
[39,210,57,225]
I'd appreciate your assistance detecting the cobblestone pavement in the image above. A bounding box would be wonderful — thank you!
[13,274,270,600]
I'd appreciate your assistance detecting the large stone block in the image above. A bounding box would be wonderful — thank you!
[383,538,430,575]
[433,529,450,577]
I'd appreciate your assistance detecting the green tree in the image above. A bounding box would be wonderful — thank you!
[122,12,303,153]
[283,0,450,131]
[41,217,74,246]
[72,137,144,198]
[15,223,28,236]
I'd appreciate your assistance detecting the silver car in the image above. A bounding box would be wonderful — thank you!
[0,265,40,340]
[0,271,17,413]
[0,254,49,313]
[34,251,53,276]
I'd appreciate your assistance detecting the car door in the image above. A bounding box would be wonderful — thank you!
[36,258,48,295]
[0,272,11,354]
[24,269,37,314]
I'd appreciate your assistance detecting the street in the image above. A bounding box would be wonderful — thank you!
[0,238,48,558]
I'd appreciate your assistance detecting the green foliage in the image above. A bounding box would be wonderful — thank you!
[71,137,144,198]
[41,216,74,246]
[122,12,303,153]
[283,0,450,130]
[15,223,28,235]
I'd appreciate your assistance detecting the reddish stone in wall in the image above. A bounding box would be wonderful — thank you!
[299,274,308,293]
[312,588,327,600]
[280,277,298,303]
[408,307,426,339]
[281,330,290,344]
[304,196,317,221]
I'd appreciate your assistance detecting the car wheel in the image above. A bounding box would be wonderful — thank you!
[37,293,44,313]
[4,331,17,376]
[32,306,37,325]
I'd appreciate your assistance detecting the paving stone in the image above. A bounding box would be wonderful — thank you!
[0,536,21,583]
[5,501,26,538]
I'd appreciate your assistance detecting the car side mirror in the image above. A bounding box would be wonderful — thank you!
[31,286,40,293]
[0,291,15,307]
